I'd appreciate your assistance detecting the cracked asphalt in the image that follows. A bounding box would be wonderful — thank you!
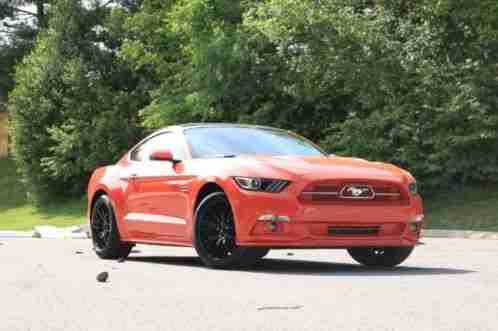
[1,238,497,331]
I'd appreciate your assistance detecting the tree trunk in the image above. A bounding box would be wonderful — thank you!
[36,0,46,28]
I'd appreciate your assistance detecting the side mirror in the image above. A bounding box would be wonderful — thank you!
[150,150,180,163]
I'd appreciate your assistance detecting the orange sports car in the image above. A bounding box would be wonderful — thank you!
[87,123,424,269]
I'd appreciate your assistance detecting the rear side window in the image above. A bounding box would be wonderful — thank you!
[130,145,146,162]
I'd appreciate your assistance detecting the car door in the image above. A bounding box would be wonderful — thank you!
[124,132,191,241]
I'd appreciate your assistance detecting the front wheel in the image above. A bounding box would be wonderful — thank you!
[193,192,264,269]
[347,246,414,268]
[90,195,132,259]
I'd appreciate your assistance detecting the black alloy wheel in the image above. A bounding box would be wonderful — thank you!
[91,198,113,250]
[198,196,237,259]
[91,195,132,259]
[193,192,267,269]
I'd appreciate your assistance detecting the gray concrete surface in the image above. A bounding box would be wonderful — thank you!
[1,238,497,331]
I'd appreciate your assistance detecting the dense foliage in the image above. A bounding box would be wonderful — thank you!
[8,0,144,202]
[5,0,498,201]
[120,0,498,190]
[0,1,50,111]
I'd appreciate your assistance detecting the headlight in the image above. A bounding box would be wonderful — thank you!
[233,177,290,193]
[234,177,262,191]
[408,182,418,196]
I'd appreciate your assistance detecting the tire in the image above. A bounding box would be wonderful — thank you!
[90,195,133,260]
[247,248,270,260]
[347,246,414,268]
[193,191,264,269]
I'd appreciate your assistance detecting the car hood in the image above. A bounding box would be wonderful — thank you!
[229,155,411,184]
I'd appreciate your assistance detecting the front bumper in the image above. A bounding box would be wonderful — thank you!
[226,181,424,248]
[237,223,422,248]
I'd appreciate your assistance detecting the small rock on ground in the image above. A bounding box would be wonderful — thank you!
[96,272,109,283]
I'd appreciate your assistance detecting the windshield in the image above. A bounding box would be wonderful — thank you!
[184,126,325,158]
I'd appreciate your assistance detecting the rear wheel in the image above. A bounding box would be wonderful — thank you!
[90,195,132,259]
[347,246,414,268]
[193,192,263,269]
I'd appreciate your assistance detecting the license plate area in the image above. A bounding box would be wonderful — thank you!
[328,226,380,236]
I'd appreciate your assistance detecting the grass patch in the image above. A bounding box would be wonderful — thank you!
[424,185,498,232]
[0,157,86,231]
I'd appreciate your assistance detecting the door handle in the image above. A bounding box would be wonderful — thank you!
[119,172,138,181]
[120,173,138,181]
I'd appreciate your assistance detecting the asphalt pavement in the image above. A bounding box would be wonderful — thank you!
[1,238,497,331]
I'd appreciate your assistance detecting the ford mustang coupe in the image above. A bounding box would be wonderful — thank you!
[87,123,424,269]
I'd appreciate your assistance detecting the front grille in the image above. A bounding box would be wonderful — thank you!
[328,226,380,236]
[299,180,408,206]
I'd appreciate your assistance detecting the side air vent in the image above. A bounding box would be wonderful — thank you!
[261,179,290,193]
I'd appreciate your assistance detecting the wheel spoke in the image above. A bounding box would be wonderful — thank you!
[97,209,106,223]
[92,203,112,250]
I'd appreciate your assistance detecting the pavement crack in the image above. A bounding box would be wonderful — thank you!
[257,305,303,311]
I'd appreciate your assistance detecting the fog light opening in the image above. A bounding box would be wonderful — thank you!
[257,214,290,222]
[408,214,424,234]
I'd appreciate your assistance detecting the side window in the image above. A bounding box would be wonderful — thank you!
[130,145,145,162]
[130,132,188,162]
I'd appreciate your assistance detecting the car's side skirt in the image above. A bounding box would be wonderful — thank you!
[124,213,187,225]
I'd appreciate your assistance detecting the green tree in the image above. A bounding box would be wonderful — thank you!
[322,0,498,189]
[122,0,498,190]
[8,0,497,199]
[8,0,145,202]
[1,1,51,111]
